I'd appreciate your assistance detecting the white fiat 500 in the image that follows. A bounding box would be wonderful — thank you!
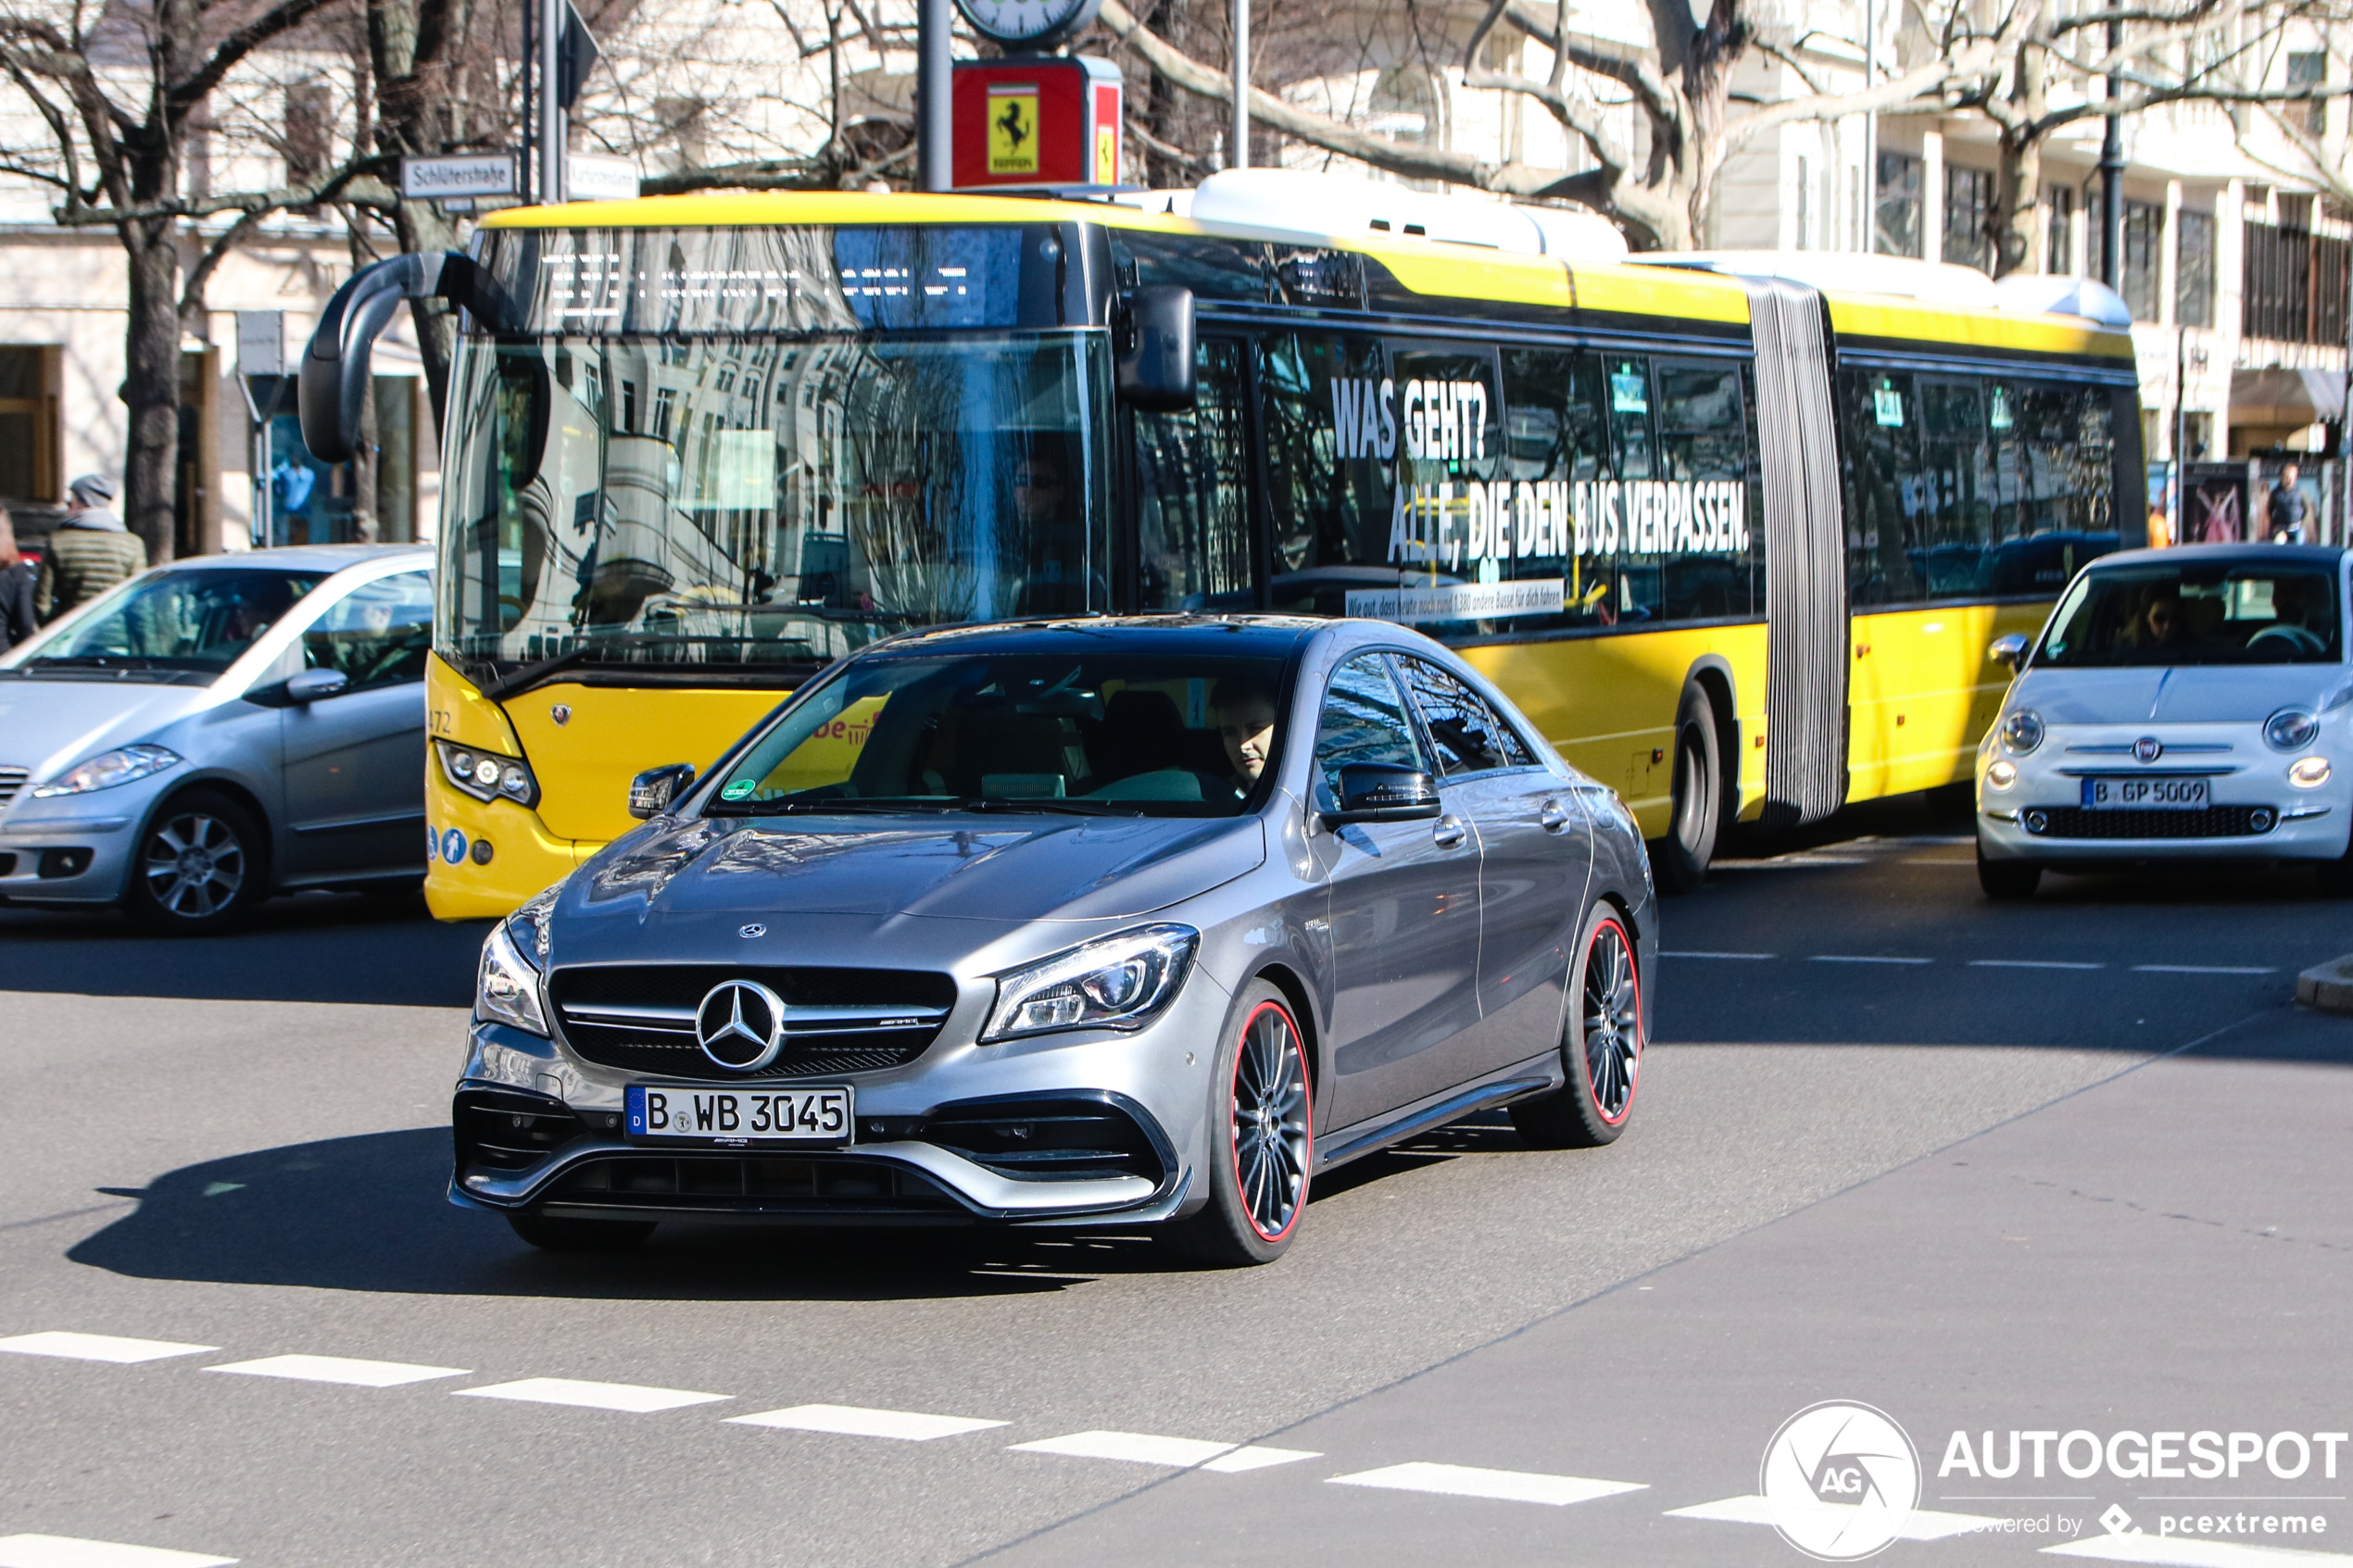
[1977,544,2353,897]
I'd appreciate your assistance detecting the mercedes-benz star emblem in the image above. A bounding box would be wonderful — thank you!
[695,980,786,1072]
[739,923,766,939]
[549,704,571,726]
[2134,735,2164,763]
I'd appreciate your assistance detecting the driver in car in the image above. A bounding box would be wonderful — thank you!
[2123,589,2190,655]
[2259,576,2328,656]
[1214,676,1280,795]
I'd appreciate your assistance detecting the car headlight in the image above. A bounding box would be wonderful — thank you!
[2000,710,2045,754]
[436,738,539,806]
[1984,759,2018,790]
[2289,756,2332,789]
[982,924,1198,1042]
[2265,709,2319,752]
[476,918,550,1036]
[31,744,182,797]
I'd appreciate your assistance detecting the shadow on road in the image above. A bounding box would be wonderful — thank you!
[0,892,488,1008]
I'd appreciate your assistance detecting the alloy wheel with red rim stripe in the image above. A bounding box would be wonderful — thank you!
[1582,917,1641,1124]
[1227,998,1312,1242]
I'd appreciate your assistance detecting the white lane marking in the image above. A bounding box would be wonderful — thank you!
[1662,951,1777,960]
[1327,1461,1647,1507]
[0,1537,236,1568]
[1810,955,1934,965]
[0,1334,216,1365]
[203,1354,468,1388]
[1971,959,2106,971]
[1007,1430,1312,1471]
[2133,965,2277,975]
[454,1377,728,1413]
[1715,856,1871,869]
[728,1404,1008,1441]
[2045,1535,2353,1564]
[1666,1494,1997,1540]
[1202,1446,1322,1473]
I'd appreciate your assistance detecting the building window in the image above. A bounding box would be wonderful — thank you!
[2121,200,2161,321]
[2045,184,2075,274]
[1876,151,1923,258]
[0,345,59,503]
[2287,51,2326,135]
[284,83,332,208]
[2175,207,2215,328]
[1943,164,1996,273]
[2243,219,2352,345]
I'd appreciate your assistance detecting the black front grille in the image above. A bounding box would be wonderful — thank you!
[543,1154,965,1213]
[455,1086,597,1174]
[920,1097,1168,1184]
[548,965,958,1082]
[2029,806,2276,840]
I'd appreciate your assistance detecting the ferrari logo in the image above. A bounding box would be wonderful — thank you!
[988,84,1039,175]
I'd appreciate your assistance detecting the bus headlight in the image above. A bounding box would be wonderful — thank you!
[436,739,540,807]
[2264,709,2319,752]
[2000,710,2045,754]
[2289,756,2332,789]
[1984,759,2018,790]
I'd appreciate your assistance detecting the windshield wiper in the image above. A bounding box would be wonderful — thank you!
[706,797,955,816]
[954,797,1148,817]
[29,654,170,669]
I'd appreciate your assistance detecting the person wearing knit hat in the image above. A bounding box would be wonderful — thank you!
[37,471,146,621]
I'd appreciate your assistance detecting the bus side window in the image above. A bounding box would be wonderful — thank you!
[1605,355,1663,623]
[1656,360,1754,621]
[1839,369,1924,607]
[1916,381,1993,598]
[1258,332,1390,616]
[1498,348,1607,633]
[1133,339,1255,613]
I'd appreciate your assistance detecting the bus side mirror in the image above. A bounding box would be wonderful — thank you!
[299,250,494,462]
[1988,633,2029,672]
[1115,285,1196,411]
[628,763,696,820]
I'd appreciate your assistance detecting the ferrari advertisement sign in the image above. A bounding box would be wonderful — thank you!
[951,56,1123,191]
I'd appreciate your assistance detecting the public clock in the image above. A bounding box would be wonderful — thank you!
[952,0,1103,49]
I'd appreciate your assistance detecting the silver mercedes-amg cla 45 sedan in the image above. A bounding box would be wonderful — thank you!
[456,615,1655,1264]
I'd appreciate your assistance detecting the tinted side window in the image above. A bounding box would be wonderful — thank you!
[1396,656,1531,776]
[1914,380,1994,597]
[1312,653,1424,809]
[1841,369,1924,606]
[1656,360,1756,622]
[304,570,433,687]
[1135,339,1253,611]
[1260,332,1392,615]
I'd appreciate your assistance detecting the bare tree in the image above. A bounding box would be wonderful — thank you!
[0,0,381,559]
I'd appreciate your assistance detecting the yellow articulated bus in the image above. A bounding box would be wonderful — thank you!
[300,173,2142,918]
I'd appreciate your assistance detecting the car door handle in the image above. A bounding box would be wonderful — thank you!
[1433,815,1466,848]
[1540,799,1572,833]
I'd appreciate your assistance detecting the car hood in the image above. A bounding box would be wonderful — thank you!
[566,812,1269,930]
[2015,664,2353,725]
[0,678,214,780]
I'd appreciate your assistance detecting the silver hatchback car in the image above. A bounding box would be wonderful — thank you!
[458,616,1655,1265]
[0,545,434,930]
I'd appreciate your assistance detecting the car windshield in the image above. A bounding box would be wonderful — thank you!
[2037,562,2343,667]
[19,568,326,678]
[707,651,1292,818]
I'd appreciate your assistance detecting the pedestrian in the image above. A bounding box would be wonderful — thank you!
[2146,501,2172,549]
[35,473,145,622]
[0,506,36,651]
[2267,462,2311,545]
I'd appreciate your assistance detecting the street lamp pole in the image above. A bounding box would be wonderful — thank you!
[917,0,952,191]
[2099,15,2124,291]
[1861,0,1876,252]
[1230,0,1250,169]
[539,0,564,203]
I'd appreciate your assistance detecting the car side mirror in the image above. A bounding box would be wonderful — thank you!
[1988,633,2029,672]
[1115,284,1196,411]
[627,762,696,820]
[285,667,349,704]
[1323,763,1441,825]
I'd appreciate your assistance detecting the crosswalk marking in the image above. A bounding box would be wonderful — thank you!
[1667,1494,1999,1541]
[454,1377,728,1413]
[204,1354,469,1388]
[1327,1462,1647,1506]
[0,1536,236,1568]
[0,1334,217,1365]
[728,1404,1008,1441]
[2045,1536,2353,1565]
[1007,1430,1316,1471]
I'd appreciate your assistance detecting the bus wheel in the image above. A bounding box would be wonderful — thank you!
[1652,684,1721,895]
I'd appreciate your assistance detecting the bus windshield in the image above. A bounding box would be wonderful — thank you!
[437,330,1112,688]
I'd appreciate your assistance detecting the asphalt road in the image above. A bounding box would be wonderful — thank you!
[2,796,2348,1568]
